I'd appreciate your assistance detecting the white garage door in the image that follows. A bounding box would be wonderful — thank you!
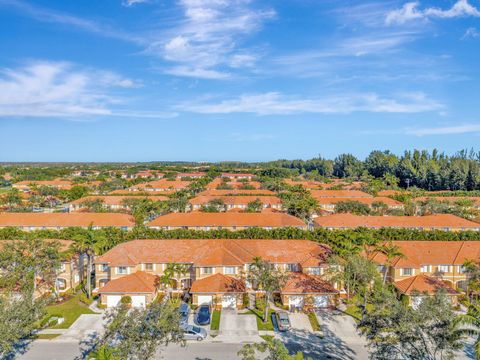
[313,296,328,308]
[289,296,304,308]
[106,295,122,308]
[222,295,236,309]
[197,295,213,305]
[131,295,146,308]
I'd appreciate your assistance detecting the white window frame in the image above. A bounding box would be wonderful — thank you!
[201,267,214,275]
[309,267,322,275]
[101,264,109,272]
[117,266,128,275]
[438,265,450,273]
[285,263,298,272]
[144,263,154,271]
[401,268,413,276]
[420,265,431,273]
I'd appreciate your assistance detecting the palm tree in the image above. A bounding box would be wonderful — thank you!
[160,263,189,299]
[375,241,405,284]
[89,345,118,360]
[73,224,107,298]
[457,302,480,359]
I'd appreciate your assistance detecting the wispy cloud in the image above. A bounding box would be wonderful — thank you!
[405,123,480,136]
[462,27,480,39]
[179,91,443,115]
[0,0,144,44]
[122,0,150,7]
[146,0,275,79]
[386,0,480,25]
[0,61,174,118]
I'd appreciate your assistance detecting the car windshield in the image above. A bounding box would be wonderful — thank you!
[199,307,209,315]
[280,318,290,325]
[192,326,201,333]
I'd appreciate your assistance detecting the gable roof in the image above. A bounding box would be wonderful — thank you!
[190,273,245,293]
[99,271,159,294]
[313,213,480,229]
[198,189,276,196]
[95,239,332,267]
[131,179,190,191]
[282,272,338,294]
[0,213,135,228]
[394,274,458,295]
[147,212,306,228]
[369,241,480,267]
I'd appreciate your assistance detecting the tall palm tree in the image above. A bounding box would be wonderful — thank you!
[375,241,405,284]
[160,263,189,299]
[73,224,107,298]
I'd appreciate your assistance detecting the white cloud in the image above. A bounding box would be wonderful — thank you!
[0,61,168,118]
[386,0,480,25]
[148,0,275,79]
[406,123,480,136]
[462,27,480,39]
[122,0,150,7]
[179,91,443,115]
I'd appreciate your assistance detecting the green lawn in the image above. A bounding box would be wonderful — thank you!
[0,187,10,194]
[345,304,373,322]
[308,312,321,331]
[45,294,95,329]
[211,310,221,330]
[243,308,275,331]
[34,334,61,340]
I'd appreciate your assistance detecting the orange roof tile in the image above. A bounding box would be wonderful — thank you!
[369,241,480,267]
[313,213,480,229]
[394,274,458,295]
[131,179,190,191]
[96,239,331,267]
[198,189,275,196]
[0,213,135,228]
[190,273,245,293]
[316,196,402,207]
[282,272,338,294]
[147,212,306,228]
[100,271,159,294]
[310,190,372,198]
[189,195,281,206]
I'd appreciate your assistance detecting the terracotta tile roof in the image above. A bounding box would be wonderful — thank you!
[69,195,169,206]
[190,273,245,293]
[284,179,324,189]
[176,172,205,178]
[310,190,373,198]
[109,189,176,195]
[189,195,282,206]
[0,212,135,228]
[147,212,306,228]
[205,179,261,190]
[394,274,458,295]
[313,213,480,229]
[282,272,338,294]
[377,190,409,196]
[99,271,159,294]
[95,239,331,267]
[369,241,480,267]
[198,189,275,196]
[316,196,402,207]
[131,179,190,191]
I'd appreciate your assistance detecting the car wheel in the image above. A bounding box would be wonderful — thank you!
[197,336,203,341]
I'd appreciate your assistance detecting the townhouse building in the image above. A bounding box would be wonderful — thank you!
[129,179,190,192]
[95,239,338,309]
[221,173,254,180]
[68,195,169,212]
[315,196,404,212]
[313,213,480,231]
[0,213,135,231]
[146,212,307,231]
[188,195,282,211]
[13,180,73,191]
[368,241,480,307]
[198,189,276,196]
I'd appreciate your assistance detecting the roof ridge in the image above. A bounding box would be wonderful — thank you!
[452,241,466,265]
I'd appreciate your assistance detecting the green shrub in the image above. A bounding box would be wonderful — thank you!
[255,298,266,312]
[120,296,132,304]
[242,293,250,308]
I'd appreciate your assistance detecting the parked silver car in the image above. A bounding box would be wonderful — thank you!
[182,324,208,341]
[275,311,291,331]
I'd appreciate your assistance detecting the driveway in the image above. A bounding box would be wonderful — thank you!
[215,309,262,343]
[288,313,312,332]
[56,314,105,342]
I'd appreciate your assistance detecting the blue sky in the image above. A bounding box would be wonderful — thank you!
[0,0,479,162]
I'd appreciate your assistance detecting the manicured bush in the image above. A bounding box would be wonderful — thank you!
[120,296,132,305]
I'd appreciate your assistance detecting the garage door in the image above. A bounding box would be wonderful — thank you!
[197,295,213,305]
[106,295,121,308]
[222,295,236,309]
[131,295,146,308]
[313,296,328,308]
[289,296,304,308]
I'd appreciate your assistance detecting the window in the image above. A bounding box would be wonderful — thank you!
[285,263,298,272]
[201,267,213,274]
[401,268,413,276]
[56,278,67,291]
[438,265,450,273]
[459,265,466,273]
[224,267,236,275]
[101,264,109,272]
[59,263,66,272]
[117,266,127,275]
[309,267,322,275]
[420,265,430,273]
[145,263,154,271]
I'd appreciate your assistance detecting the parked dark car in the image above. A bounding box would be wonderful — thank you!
[194,304,211,325]
[275,311,291,331]
[179,302,189,325]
